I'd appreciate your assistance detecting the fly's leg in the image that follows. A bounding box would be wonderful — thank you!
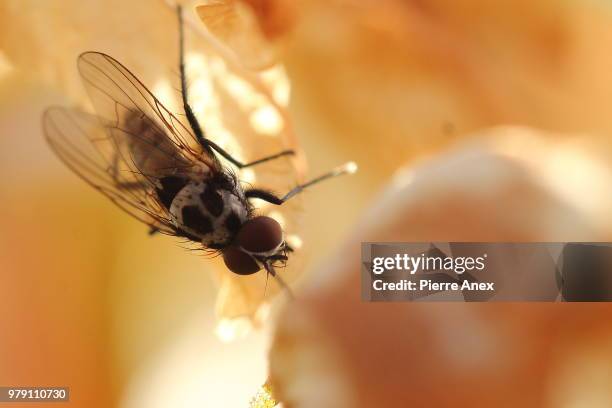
[245,189,284,204]
[107,147,160,235]
[264,262,295,300]
[115,181,145,190]
[204,138,295,168]
[267,254,289,262]
[245,161,357,204]
[177,5,214,156]
[176,6,294,167]
[108,152,158,235]
[108,147,145,190]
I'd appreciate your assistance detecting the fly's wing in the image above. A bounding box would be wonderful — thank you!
[44,107,177,235]
[44,51,222,236]
[76,51,218,170]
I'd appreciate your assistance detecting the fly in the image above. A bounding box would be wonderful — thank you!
[42,5,356,296]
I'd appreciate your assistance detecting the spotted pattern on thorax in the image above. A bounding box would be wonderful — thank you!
[168,173,250,247]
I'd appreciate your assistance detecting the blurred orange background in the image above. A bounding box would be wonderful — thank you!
[3,0,612,407]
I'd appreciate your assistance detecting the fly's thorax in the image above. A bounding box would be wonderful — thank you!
[169,176,249,247]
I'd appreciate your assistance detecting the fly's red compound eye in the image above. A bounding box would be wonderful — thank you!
[237,216,283,254]
[223,246,261,275]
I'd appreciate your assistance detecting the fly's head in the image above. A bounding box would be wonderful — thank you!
[222,216,289,275]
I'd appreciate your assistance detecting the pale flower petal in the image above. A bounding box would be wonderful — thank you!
[269,127,612,407]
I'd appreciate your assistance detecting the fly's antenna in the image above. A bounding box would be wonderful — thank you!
[264,262,295,300]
